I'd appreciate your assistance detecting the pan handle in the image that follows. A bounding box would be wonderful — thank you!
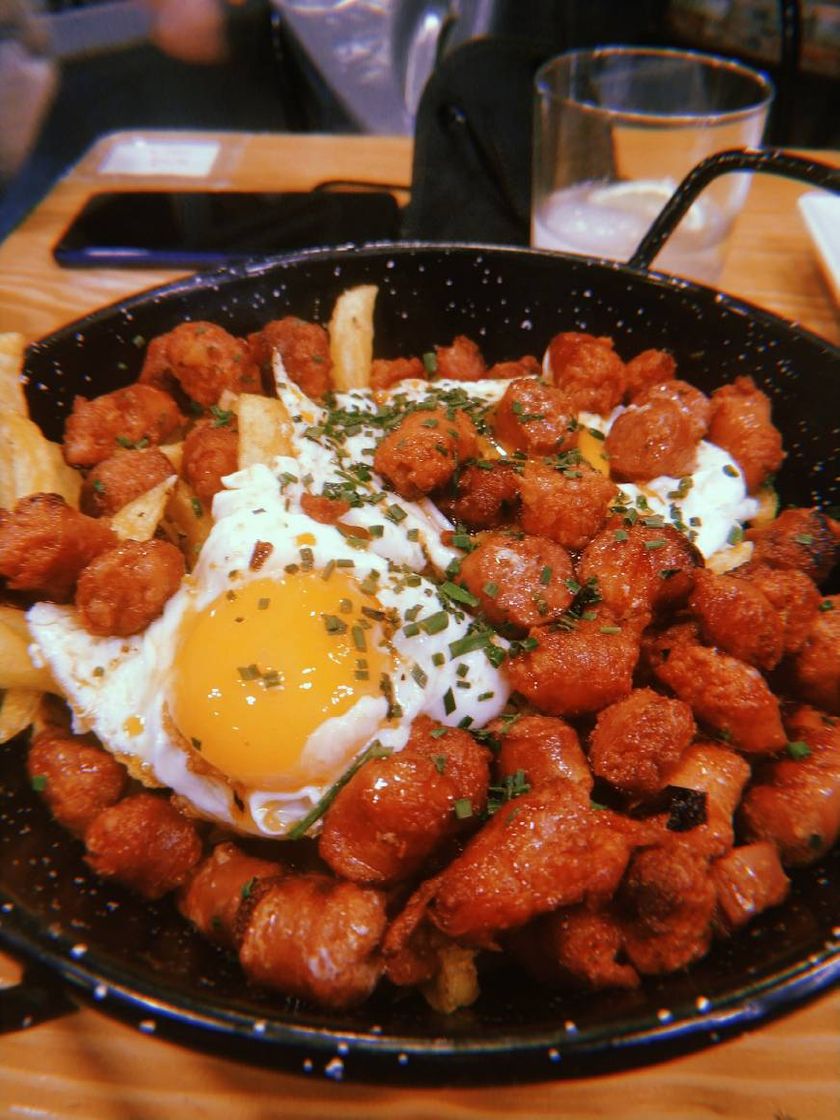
[628,147,840,272]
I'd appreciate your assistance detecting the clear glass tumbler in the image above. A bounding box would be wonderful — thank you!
[531,46,774,284]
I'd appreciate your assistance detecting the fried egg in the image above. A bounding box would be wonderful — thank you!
[26,371,509,838]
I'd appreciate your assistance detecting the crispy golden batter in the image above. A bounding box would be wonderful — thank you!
[237,873,387,1009]
[84,792,202,899]
[27,728,127,835]
[0,492,116,599]
[64,384,184,468]
[82,447,174,517]
[75,538,185,636]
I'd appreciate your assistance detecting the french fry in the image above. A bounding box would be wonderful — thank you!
[164,478,212,569]
[0,410,81,509]
[0,606,54,691]
[110,474,177,542]
[420,944,479,1014]
[159,441,184,473]
[0,688,43,744]
[328,283,378,390]
[0,332,27,415]
[237,393,294,470]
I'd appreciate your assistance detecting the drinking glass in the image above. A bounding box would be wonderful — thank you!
[531,46,774,284]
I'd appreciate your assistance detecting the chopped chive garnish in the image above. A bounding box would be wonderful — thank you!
[454,797,473,819]
[411,664,429,688]
[443,687,456,715]
[286,740,393,840]
[322,614,348,634]
[441,581,479,607]
[420,611,449,635]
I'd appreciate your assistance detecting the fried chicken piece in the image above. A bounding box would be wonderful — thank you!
[75,538,185,636]
[630,378,711,440]
[605,397,699,482]
[578,520,702,622]
[648,624,786,753]
[486,354,541,380]
[457,529,575,631]
[492,713,592,794]
[370,355,426,390]
[506,608,640,718]
[434,334,486,381]
[178,841,283,948]
[545,331,626,414]
[140,321,261,406]
[63,384,184,467]
[492,377,579,456]
[427,779,650,946]
[27,728,127,835]
[509,905,640,990]
[740,704,840,865]
[181,419,239,504]
[81,447,174,518]
[373,406,478,499]
[0,492,116,600]
[665,741,751,856]
[237,873,387,1009]
[623,348,676,399]
[618,833,717,974]
[784,595,840,713]
[589,687,696,797]
[247,315,332,398]
[736,564,821,656]
[518,459,618,551]
[437,460,521,530]
[712,841,789,933]
[319,717,490,887]
[746,507,840,584]
[707,375,784,493]
[84,792,202,900]
[688,568,784,671]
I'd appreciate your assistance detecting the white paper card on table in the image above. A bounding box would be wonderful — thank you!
[97,139,221,178]
[797,191,840,307]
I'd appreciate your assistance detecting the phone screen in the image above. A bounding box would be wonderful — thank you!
[52,190,403,268]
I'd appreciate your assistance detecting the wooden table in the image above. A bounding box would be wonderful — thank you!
[0,131,838,1120]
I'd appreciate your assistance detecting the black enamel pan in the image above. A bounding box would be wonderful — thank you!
[1,149,838,1083]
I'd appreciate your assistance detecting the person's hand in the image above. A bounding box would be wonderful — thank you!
[146,0,228,65]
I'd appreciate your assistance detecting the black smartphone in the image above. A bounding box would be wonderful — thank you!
[52,189,403,268]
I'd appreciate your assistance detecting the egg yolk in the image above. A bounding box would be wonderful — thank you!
[171,573,393,788]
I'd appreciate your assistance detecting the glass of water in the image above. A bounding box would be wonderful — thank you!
[531,47,774,284]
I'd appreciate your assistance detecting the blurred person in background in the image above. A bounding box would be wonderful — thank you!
[0,0,56,183]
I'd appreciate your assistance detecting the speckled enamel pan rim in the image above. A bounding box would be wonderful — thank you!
[1,898,838,1072]
[24,240,840,366]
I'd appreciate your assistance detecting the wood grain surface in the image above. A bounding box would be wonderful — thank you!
[0,131,838,1120]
